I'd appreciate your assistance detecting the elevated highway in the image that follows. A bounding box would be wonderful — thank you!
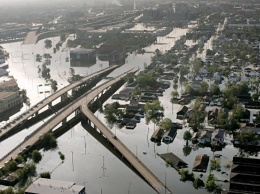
[0,68,172,194]
[0,65,117,142]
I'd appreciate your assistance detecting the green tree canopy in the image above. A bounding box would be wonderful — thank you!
[145,100,164,128]
[136,71,157,89]
[32,150,42,163]
[159,118,173,131]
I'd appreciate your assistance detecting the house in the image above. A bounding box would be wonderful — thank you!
[0,69,8,77]
[212,72,222,81]
[208,108,219,124]
[227,157,260,194]
[198,130,212,144]
[191,83,200,89]
[192,154,209,172]
[0,63,8,70]
[240,75,249,82]
[178,95,190,105]
[150,128,164,143]
[126,100,144,113]
[70,48,96,64]
[97,44,125,63]
[176,106,188,119]
[229,73,239,83]
[25,178,85,194]
[194,76,203,81]
[239,109,250,122]
[140,92,158,102]
[211,129,225,145]
[162,128,177,144]
[248,70,259,77]
[201,96,211,105]
[160,152,188,170]
[233,127,260,147]
[199,68,209,75]
[126,121,137,129]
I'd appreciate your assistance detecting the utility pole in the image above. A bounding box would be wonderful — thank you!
[164,172,167,194]
[84,136,86,155]
[71,151,74,171]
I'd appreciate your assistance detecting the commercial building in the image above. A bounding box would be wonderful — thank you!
[70,48,96,63]
[0,76,22,114]
[25,178,86,194]
[0,91,22,113]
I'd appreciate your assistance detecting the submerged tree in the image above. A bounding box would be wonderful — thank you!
[145,100,164,130]
[159,118,173,131]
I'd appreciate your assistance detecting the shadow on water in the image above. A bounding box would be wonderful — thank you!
[80,120,149,185]
[0,103,23,122]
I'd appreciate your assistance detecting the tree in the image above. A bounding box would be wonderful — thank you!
[188,99,206,132]
[131,87,141,97]
[44,39,52,49]
[217,109,228,129]
[183,131,192,145]
[179,169,195,182]
[136,71,157,89]
[58,151,65,161]
[191,59,203,76]
[32,150,42,163]
[159,118,173,131]
[205,174,221,193]
[210,159,221,171]
[20,89,30,108]
[124,73,135,84]
[210,85,221,96]
[238,129,259,147]
[199,81,209,95]
[179,65,189,80]
[223,85,238,109]
[40,172,51,179]
[183,145,192,156]
[50,79,58,92]
[70,68,75,76]
[41,64,51,81]
[145,100,164,130]
[41,133,58,151]
[193,177,204,189]
[104,102,122,127]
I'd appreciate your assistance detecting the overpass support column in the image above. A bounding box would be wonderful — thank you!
[61,92,68,102]
[62,118,67,125]
[75,108,81,115]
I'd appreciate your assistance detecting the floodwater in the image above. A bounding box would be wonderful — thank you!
[0,24,240,194]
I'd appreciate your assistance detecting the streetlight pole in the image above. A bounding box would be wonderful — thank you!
[71,151,74,171]
[84,136,86,155]
[164,172,167,194]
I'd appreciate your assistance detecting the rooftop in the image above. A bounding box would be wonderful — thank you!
[0,76,17,87]
[70,48,95,54]
[25,178,85,194]
[0,91,16,99]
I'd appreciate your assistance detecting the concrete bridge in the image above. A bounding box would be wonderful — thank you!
[0,68,173,194]
[23,31,38,45]
[0,65,117,142]
[80,80,172,194]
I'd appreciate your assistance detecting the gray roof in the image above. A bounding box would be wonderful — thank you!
[25,178,85,194]
[0,69,8,77]
[70,48,95,54]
